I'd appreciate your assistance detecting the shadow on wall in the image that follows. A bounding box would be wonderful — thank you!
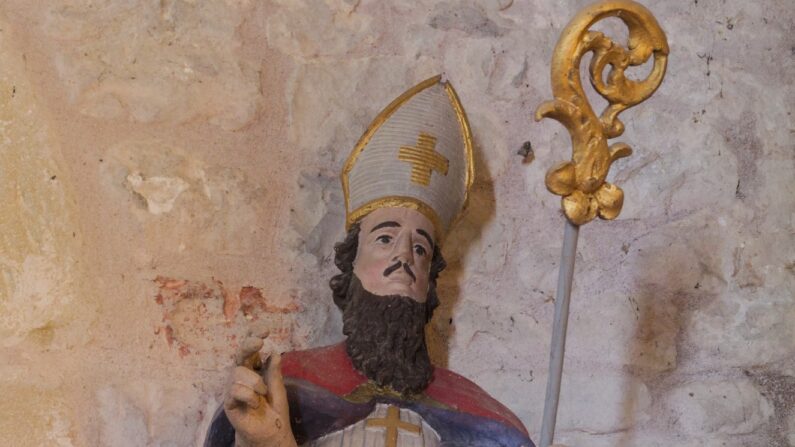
[426,134,496,368]
[615,227,722,446]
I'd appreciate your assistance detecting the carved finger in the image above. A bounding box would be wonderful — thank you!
[236,336,264,367]
[265,352,290,421]
[247,321,270,340]
[232,366,268,395]
[227,383,262,410]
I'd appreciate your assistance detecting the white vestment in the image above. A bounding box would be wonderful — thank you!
[307,403,441,447]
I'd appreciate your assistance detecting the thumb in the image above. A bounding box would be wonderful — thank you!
[265,352,290,421]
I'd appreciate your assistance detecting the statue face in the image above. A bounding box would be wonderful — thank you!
[353,207,436,302]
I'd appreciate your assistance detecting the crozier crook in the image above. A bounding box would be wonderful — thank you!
[535,0,669,225]
[534,1,668,446]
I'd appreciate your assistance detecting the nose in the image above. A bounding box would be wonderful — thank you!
[391,232,414,266]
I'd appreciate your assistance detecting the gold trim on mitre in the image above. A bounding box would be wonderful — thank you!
[442,80,475,232]
[341,75,474,240]
[347,196,444,242]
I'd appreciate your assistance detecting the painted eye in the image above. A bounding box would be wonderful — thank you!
[376,235,392,244]
[414,245,427,257]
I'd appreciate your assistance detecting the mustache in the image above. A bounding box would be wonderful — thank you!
[383,261,416,282]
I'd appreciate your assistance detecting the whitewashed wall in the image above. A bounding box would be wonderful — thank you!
[1,0,792,446]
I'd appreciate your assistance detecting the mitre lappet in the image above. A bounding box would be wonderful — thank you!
[342,75,474,240]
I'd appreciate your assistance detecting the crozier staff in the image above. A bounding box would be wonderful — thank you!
[533,1,669,446]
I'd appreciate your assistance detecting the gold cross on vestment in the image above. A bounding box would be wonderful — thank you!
[398,132,449,186]
[366,406,422,447]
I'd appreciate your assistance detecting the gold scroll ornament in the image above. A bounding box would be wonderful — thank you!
[536,0,669,225]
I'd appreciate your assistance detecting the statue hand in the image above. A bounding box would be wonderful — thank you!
[224,331,297,447]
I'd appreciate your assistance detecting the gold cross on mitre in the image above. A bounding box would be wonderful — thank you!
[366,405,422,447]
[398,132,449,186]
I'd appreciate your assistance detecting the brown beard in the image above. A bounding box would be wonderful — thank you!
[342,275,433,395]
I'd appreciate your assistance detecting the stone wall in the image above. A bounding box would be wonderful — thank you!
[1,0,792,445]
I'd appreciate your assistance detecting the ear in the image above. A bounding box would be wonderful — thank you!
[351,228,365,269]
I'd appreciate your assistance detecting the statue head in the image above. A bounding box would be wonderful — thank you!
[354,207,436,302]
[329,207,446,320]
[328,211,447,395]
[329,75,473,394]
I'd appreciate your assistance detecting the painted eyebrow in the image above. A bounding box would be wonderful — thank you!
[415,229,435,249]
[370,221,401,233]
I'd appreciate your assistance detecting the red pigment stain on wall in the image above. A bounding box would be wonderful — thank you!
[153,276,302,357]
[239,286,301,315]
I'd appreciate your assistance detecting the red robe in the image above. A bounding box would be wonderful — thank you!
[281,343,532,445]
[205,343,534,447]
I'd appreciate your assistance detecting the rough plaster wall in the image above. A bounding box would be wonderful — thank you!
[0,0,792,446]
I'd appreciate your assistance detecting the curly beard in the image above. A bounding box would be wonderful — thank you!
[341,275,433,395]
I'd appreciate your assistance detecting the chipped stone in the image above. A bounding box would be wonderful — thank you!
[125,172,189,215]
[558,372,652,434]
[664,379,774,435]
[0,384,75,447]
[44,0,259,130]
[97,387,148,446]
[428,1,506,37]
[0,22,86,349]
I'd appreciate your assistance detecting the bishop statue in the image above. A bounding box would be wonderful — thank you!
[205,76,534,447]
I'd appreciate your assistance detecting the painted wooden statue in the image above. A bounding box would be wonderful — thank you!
[205,76,534,447]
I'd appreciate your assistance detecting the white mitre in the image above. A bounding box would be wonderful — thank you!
[341,75,474,242]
